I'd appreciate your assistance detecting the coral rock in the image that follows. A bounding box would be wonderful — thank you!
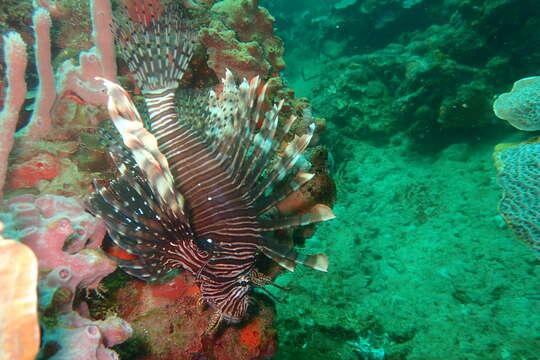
[200,0,285,81]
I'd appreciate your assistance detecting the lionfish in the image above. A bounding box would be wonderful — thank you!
[87,1,335,332]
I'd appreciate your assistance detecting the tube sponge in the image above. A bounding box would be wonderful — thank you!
[0,32,28,201]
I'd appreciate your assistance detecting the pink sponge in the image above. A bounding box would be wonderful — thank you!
[9,194,114,294]
[41,311,132,360]
[7,194,131,359]
[9,194,113,274]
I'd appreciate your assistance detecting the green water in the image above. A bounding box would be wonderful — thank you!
[263,0,540,359]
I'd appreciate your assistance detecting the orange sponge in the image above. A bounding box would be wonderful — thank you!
[0,225,40,360]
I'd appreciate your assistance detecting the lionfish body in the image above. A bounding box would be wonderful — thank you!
[88,1,334,326]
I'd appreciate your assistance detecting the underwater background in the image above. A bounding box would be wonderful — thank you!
[262,0,540,359]
[0,0,539,359]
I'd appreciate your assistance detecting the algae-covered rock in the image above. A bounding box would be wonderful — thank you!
[268,0,540,149]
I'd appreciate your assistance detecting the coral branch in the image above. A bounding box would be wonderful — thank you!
[91,0,116,81]
[33,0,64,17]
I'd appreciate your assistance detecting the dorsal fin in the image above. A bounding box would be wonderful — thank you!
[113,0,196,91]
[175,71,313,204]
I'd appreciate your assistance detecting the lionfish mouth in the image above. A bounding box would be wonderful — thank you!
[86,0,334,330]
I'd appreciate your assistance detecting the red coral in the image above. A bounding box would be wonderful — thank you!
[124,0,164,26]
[239,317,263,350]
[8,153,61,189]
[114,272,277,360]
[150,275,200,301]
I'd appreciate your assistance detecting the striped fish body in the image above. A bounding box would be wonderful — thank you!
[142,85,264,322]
[155,115,262,322]
[89,1,335,327]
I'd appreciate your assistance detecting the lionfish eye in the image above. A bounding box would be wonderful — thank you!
[195,237,218,253]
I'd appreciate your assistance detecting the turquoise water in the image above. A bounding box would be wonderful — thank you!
[262,0,540,359]
[1,0,539,359]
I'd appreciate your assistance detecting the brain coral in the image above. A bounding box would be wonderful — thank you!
[496,141,540,258]
[493,76,540,131]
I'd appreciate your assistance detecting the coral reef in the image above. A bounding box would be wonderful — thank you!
[268,0,540,150]
[0,0,32,35]
[54,0,116,106]
[0,0,116,201]
[0,1,127,358]
[261,1,540,359]
[270,137,540,360]
[200,0,284,82]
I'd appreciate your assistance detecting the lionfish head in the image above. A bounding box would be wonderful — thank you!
[202,276,252,324]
